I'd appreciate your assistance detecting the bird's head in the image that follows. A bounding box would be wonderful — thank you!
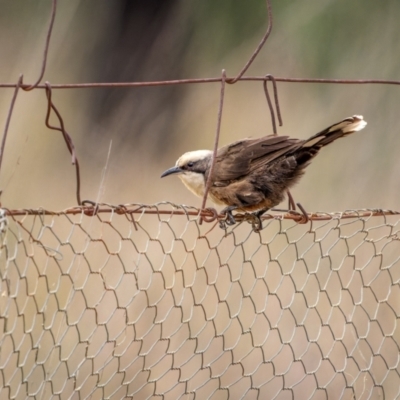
[161,150,213,198]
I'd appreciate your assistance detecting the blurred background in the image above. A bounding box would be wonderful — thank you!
[0,0,399,211]
[1,2,400,398]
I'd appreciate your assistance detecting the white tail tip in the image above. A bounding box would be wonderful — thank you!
[343,115,367,133]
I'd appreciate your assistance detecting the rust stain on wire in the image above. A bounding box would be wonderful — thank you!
[23,0,57,91]
[199,70,226,224]
[44,83,82,205]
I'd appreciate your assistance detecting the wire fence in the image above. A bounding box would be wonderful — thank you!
[1,204,400,399]
[1,0,400,399]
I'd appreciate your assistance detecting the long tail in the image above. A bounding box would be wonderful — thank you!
[294,115,367,165]
[303,115,367,148]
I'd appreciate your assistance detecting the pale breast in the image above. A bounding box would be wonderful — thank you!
[179,172,206,198]
[179,172,226,206]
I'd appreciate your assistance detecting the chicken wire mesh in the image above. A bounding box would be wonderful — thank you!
[0,203,399,399]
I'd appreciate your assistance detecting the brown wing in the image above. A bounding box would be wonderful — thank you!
[212,135,301,183]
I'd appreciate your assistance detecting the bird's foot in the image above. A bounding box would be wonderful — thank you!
[219,206,237,229]
[244,209,267,232]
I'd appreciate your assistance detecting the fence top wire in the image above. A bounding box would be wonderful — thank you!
[2,77,400,90]
[3,203,400,224]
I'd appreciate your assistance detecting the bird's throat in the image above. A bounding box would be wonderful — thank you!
[178,172,226,206]
[178,172,206,198]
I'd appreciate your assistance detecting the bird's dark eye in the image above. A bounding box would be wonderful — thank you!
[187,162,194,168]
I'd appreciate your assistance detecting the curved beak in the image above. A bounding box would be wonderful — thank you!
[161,166,183,178]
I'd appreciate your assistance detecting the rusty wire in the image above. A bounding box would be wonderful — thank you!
[3,203,400,224]
[228,0,273,84]
[44,83,82,205]
[22,0,57,91]
[0,75,23,180]
[263,74,282,135]
[2,77,400,90]
[199,70,227,224]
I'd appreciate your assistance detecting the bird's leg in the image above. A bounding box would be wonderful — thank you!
[271,191,297,214]
[287,190,297,211]
[219,206,238,229]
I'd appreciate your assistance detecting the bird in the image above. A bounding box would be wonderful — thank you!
[161,115,367,229]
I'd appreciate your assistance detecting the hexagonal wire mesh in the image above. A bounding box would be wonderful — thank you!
[0,204,399,399]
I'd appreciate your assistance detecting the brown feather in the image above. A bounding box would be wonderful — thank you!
[212,136,300,182]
